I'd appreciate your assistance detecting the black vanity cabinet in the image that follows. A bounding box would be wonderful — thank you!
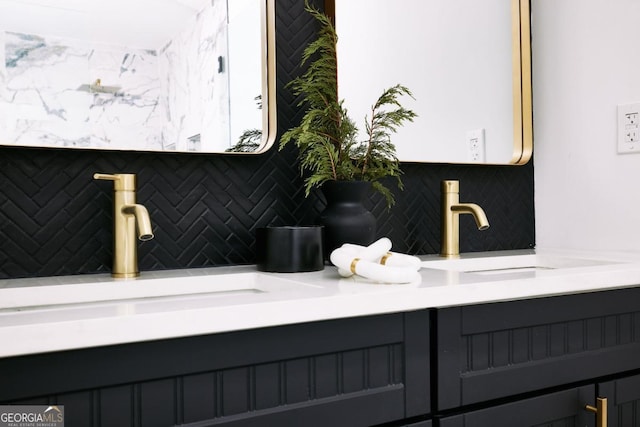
[435,287,640,427]
[3,286,640,426]
[0,311,431,427]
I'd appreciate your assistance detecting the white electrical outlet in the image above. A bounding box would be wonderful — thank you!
[617,103,640,154]
[467,129,485,162]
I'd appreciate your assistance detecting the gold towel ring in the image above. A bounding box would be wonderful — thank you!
[380,252,393,265]
[350,258,361,274]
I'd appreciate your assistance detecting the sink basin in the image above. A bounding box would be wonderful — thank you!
[0,271,321,312]
[421,253,621,276]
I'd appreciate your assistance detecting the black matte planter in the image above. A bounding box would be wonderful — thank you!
[319,180,376,259]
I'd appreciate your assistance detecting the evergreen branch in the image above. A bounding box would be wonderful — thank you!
[357,84,416,207]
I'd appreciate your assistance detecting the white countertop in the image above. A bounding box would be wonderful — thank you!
[2,248,640,358]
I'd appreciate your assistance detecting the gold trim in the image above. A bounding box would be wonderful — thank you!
[509,0,533,165]
[262,0,278,153]
[232,0,277,155]
[518,0,533,165]
[380,252,392,265]
[350,258,360,274]
[510,0,522,163]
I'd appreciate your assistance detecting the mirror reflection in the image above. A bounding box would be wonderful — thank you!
[0,0,275,153]
[334,0,531,164]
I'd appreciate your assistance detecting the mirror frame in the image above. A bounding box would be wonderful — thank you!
[250,0,278,155]
[226,0,278,154]
[326,0,532,165]
[511,0,532,164]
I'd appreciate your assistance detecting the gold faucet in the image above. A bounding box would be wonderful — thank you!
[441,180,489,258]
[94,173,154,278]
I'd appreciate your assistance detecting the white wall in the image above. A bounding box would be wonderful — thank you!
[533,0,640,252]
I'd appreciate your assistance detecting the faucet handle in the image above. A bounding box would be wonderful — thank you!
[94,173,136,191]
[441,180,460,193]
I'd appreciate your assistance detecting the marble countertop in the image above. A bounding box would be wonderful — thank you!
[2,247,640,358]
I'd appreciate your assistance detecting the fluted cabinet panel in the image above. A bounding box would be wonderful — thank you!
[43,353,402,426]
[437,287,640,411]
[1,312,430,427]
[461,311,640,373]
[0,0,534,279]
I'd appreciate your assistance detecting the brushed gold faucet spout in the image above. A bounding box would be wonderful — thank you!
[122,204,154,241]
[441,180,489,258]
[451,203,490,230]
[94,173,154,278]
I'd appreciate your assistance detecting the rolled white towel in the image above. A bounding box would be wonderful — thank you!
[337,239,421,277]
[330,247,420,284]
[337,238,392,277]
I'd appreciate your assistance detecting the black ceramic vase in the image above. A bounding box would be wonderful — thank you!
[319,180,376,259]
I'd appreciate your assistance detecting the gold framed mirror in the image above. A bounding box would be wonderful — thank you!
[330,0,532,165]
[0,0,276,154]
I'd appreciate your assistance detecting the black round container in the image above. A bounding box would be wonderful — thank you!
[255,226,324,272]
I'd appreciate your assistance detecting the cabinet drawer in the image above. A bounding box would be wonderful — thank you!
[437,287,640,409]
[440,385,594,427]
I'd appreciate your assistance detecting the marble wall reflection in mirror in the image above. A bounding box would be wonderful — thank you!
[334,0,532,164]
[0,0,276,153]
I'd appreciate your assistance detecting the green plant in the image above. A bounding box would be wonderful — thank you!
[279,0,416,208]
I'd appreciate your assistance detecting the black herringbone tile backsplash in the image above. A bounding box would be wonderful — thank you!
[0,0,534,279]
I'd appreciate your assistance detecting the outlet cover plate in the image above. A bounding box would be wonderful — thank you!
[618,103,640,154]
[467,128,485,162]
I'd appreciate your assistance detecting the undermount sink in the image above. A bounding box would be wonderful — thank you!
[421,253,622,276]
[0,271,321,312]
